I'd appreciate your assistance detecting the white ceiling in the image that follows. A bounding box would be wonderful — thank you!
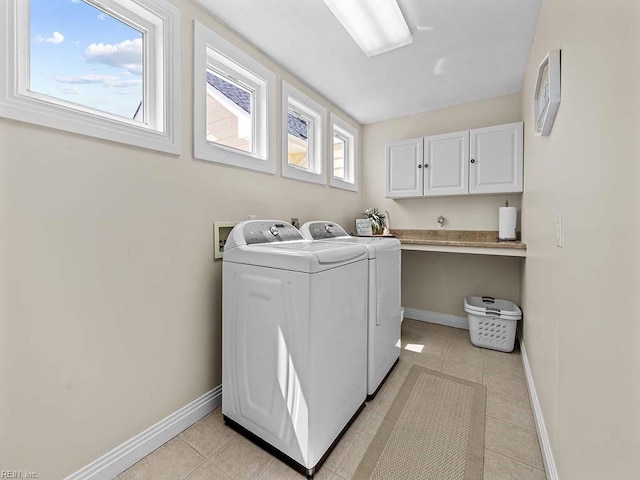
[193,0,541,125]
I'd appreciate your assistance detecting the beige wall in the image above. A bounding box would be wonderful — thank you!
[402,251,521,317]
[362,95,524,316]
[520,0,640,478]
[0,2,361,477]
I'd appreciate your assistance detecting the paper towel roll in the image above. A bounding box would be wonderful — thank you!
[499,206,517,240]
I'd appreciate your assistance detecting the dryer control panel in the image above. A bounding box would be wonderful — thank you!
[240,220,304,245]
[303,222,349,240]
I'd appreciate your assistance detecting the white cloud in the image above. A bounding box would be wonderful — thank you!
[97,13,106,20]
[55,75,142,92]
[61,86,83,95]
[112,79,142,88]
[49,32,65,44]
[35,31,65,45]
[56,74,117,84]
[84,38,143,75]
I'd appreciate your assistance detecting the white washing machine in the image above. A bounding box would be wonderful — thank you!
[222,220,368,478]
[300,221,401,399]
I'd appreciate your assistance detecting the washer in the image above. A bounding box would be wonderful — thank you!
[300,221,401,399]
[222,220,368,478]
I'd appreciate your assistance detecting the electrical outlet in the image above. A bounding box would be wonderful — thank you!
[248,215,257,220]
[556,214,563,248]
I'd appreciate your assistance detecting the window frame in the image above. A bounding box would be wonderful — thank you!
[281,81,326,185]
[193,20,276,174]
[329,113,359,192]
[0,0,181,154]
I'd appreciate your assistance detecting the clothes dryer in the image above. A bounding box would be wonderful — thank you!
[223,220,368,478]
[300,221,401,398]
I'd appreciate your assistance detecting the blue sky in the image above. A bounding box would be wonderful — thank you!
[30,0,143,120]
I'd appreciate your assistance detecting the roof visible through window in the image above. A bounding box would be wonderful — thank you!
[288,111,308,140]
[206,70,251,114]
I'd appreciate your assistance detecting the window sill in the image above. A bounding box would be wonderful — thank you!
[281,166,326,185]
[329,177,358,192]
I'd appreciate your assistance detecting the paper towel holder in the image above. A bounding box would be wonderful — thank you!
[498,200,518,242]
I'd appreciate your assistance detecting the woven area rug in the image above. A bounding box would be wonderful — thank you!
[353,365,487,480]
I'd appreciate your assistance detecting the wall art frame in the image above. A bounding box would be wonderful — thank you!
[534,49,561,136]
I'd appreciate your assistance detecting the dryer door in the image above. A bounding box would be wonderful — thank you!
[376,249,401,326]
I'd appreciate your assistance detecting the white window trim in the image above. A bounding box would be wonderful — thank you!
[193,21,276,175]
[281,81,326,185]
[0,0,181,154]
[329,113,359,192]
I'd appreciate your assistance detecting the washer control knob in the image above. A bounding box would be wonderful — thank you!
[269,226,280,236]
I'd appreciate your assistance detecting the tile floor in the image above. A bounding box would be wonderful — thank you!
[119,320,547,480]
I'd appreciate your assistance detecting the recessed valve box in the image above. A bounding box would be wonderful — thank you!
[214,221,239,260]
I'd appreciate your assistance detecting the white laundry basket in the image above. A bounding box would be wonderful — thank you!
[464,296,522,352]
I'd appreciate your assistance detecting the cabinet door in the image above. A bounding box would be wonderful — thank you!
[469,122,523,194]
[424,130,469,196]
[385,138,424,198]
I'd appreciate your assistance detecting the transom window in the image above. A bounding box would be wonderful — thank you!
[0,0,181,153]
[194,21,276,174]
[29,0,145,122]
[281,81,326,185]
[329,113,359,191]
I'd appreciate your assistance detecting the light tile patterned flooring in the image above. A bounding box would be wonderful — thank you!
[119,320,547,480]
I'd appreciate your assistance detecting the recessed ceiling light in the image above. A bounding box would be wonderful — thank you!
[323,0,413,57]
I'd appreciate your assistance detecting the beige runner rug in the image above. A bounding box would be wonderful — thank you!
[353,365,486,480]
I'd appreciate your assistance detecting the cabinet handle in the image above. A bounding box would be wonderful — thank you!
[417,164,422,169]
[424,163,429,168]
[470,159,476,164]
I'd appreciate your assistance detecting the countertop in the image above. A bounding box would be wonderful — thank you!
[390,229,527,257]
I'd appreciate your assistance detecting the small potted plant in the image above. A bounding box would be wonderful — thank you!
[363,208,386,235]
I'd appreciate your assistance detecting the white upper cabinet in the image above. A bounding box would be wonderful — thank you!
[385,121,523,198]
[469,122,524,194]
[385,137,423,198]
[424,130,469,196]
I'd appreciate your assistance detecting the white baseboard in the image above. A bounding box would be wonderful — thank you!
[65,385,222,480]
[520,342,559,480]
[402,307,469,330]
